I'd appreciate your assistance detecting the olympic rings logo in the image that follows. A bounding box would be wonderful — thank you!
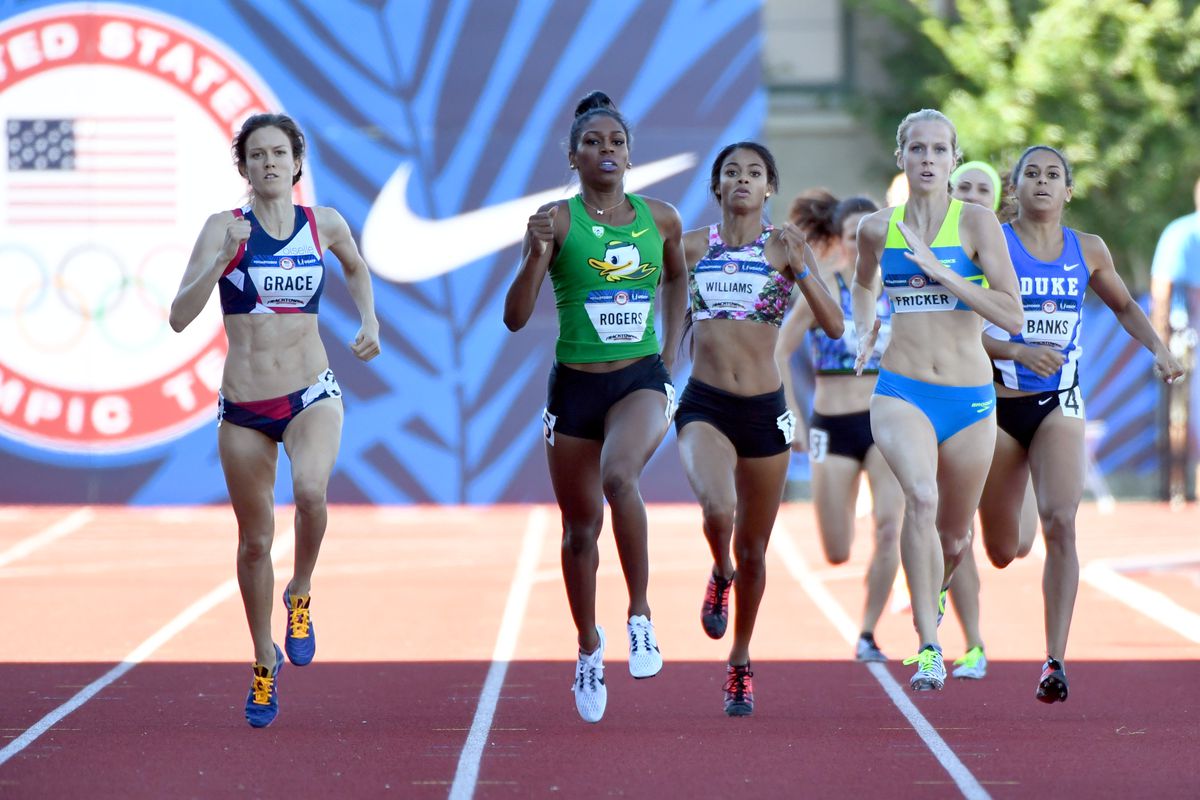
[3,243,178,355]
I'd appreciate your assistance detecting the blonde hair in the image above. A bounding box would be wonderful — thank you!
[894,109,961,164]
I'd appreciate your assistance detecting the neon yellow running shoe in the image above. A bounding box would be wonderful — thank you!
[952,646,987,680]
[903,645,946,691]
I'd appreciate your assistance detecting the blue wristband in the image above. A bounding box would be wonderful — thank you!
[796,265,810,280]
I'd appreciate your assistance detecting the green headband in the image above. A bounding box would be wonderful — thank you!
[951,161,1002,210]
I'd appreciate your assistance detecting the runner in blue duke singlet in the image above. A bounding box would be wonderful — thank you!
[975,145,1181,705]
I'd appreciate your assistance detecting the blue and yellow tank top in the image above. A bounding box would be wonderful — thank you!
[880,200,985,314]
[549,194,664,363]
[989,223,1088,392]
[690,225,793,326]
[808,273,892,375]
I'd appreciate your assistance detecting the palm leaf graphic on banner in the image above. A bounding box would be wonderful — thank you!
[132,0,763,504]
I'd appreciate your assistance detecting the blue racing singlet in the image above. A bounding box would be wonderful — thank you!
[219,205,326,315]
[880,200,986,314]
[808,273,892,375]
[988,223,1088,392]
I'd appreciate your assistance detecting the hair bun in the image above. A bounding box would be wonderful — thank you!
[574,90,616,118]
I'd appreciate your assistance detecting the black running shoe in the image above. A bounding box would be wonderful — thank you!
[701,570,735,640]
[723,663,754,716]
[1036,657,1068,703]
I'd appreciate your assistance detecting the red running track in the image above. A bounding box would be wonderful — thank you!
[0,503,1197,798]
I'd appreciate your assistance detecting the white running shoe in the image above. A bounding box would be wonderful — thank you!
[903,645,946,691]
[626,614,663,679]
[571,627,607,723]
[952,646,988,680]
[855,633,888,663]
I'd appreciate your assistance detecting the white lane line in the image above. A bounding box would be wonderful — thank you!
[0,508,95,571]
[773,522,991,800]
[449,505,548,800]
[1081,560,1200,644]
[0,530,295,767]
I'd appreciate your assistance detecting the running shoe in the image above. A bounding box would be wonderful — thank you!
[903,644,946,691]
[626,614,663,679]
[723,663,755,717]
[282,585,315,666]
[855,632,888,663]
[952,646,988,680]
[1036,657,1069,703]
[701,570,735,639]
[571,627,607,723]
[244,643,283,728]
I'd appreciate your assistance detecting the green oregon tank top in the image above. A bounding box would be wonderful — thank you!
[549,193,664,363]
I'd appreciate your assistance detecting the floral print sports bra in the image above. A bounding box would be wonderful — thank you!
[689,225,793,326]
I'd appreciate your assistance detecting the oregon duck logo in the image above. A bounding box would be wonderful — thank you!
[588,241,655,282]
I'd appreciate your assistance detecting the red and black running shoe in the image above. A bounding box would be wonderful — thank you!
[701,570,735,640]
[1036,657,1069,703]
[723,663,754,717]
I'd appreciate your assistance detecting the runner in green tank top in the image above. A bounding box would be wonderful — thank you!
[504,91,687,724]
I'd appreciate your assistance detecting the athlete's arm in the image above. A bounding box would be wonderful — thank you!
[649,199,687,375]
[981,333,1064,379]
[170,211,247,332]
[1081,232,1183,384]
[504,201,563,332]
[897,202,1022,334]
[852,211,886,376]
[778,222,843,339]
[774,298,815,452]
[319,206,381,362]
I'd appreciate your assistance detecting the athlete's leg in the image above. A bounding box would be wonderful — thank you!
[727,451,791,666]
[869,395,941,647]
[1028,411,1086,661]
[934,414,997,586]
[546,432,605,653]
[978,429,1030,568]
[862,446,902,635]
[602,388,670,619]
[811,454,864,565]
[948,535,985,651]
[677,421,738,580]
[1016,474,1040,558]
[220,422,281,668]
[281,399,343,597]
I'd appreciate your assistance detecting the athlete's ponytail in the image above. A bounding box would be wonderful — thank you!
[568,91,631,153]
[789,189,840,248]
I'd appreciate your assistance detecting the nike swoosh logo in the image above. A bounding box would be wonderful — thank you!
[1063,263,1080,271]
[362,153,697,283]
[1038,396,1053,405]
[631,229,650,238]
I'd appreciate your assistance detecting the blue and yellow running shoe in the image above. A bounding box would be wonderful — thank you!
[245,643,283,728]
[283,585,315,666]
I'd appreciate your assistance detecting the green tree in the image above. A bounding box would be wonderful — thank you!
[852,0,1200,284]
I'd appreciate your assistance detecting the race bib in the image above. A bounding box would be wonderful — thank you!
[809,426,829,463]
[887,274,957,313]
[248,254,323,309]
[1059,386,1084,419]
[1022,298,1081,350]
[694,259,771,313]
[584,289,651,343]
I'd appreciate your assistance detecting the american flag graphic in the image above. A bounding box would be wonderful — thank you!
[5,117,177,226]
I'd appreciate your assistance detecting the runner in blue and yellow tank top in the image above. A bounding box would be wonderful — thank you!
[974,146,1181,704]
[674,143,843,716]
[775,192,903,666]
[503,91,688,724]
[851,109,1023,692]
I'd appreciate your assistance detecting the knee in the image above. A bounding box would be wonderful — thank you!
[904,483,938,525]
[561,516,602,557]
[601,466,640,503]
[733,538,768,576]
[238,529,273,562]
[983,538,1016,569]
[1041,507,1078,549]
[292,481,327,515]
[873,517,901,553]
[699,498,735,539]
